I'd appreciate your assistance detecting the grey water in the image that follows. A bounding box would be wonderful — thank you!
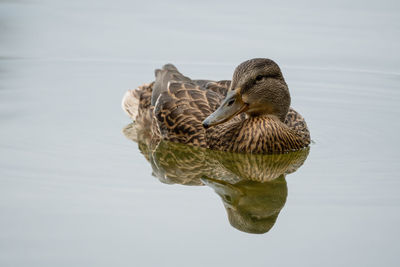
[1,0,400,266]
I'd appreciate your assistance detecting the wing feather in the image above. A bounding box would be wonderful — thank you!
[154,82,224,147]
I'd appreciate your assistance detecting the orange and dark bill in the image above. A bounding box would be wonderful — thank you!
[202,90,248,128]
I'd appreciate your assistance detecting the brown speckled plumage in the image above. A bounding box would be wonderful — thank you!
[207,114,309,153]
[122,59,310,154]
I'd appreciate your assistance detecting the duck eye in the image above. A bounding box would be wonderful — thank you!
[227,99,235,106]
[255,75,263,81]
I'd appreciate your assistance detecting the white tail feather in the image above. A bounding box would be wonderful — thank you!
[121,89,139,121]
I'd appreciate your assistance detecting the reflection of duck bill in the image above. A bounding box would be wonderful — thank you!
[201,177,243,210]
[203,176,288,234]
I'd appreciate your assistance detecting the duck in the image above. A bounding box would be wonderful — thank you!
[122,58,310,154]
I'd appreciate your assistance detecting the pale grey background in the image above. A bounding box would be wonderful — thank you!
[0,0,399,266]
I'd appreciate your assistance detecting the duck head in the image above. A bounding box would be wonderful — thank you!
[202,58,291,128]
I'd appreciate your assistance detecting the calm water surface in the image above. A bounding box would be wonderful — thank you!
[1,0,399,266]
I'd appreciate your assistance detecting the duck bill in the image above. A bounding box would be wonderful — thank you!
[202,91,248,128]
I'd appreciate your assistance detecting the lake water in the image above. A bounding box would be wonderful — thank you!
[1,0,399,266]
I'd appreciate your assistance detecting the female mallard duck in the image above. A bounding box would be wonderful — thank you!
[122,58,310,153]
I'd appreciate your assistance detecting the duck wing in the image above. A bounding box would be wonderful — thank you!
[204,80,231,97]
[284,107,311,144]
[154,81,223,147]
[152,63,232,103]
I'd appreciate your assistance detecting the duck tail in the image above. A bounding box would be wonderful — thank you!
[121,89,139,120]
[122,83,152,121]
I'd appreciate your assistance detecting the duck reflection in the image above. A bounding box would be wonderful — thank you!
[123,123,309,234]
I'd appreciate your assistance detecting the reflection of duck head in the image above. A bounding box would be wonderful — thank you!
[202,176,287,234]
[123,123,309,234]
